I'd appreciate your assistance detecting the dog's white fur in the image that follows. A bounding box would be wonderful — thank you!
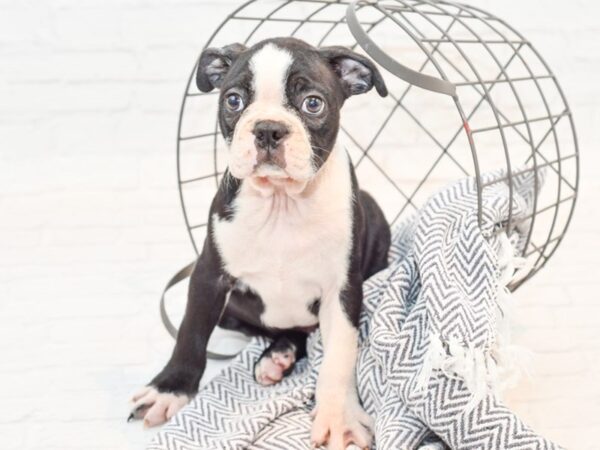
[130,386,188,428]
[228,44,314,191]
[133,41,373,448]
[215,41,373,449]
[216,42,357,330]
[213,141,353,329]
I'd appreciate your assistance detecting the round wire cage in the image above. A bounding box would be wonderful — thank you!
[176,0,579,289]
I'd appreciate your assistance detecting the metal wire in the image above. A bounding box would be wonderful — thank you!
[176,0,579,289]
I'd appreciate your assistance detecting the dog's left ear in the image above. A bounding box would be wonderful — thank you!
[196,43,247,92]
[319,46,388,98]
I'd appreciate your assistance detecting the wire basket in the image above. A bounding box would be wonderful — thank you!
[176,0,579,289]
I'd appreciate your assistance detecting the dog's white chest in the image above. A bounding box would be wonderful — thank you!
[213,151,353,329]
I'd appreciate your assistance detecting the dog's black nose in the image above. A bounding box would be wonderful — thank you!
[253,120,289,150]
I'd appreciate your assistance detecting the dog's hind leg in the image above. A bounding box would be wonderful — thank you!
[254,331,307,386]
[358,190,391,279]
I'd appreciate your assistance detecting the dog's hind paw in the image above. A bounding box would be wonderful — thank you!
[128,386,189,427]
[254,347,296,386]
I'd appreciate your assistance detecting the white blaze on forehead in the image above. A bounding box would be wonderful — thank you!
[229,43,312,182]
[250,43,293,105]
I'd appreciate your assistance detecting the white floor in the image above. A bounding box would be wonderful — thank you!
[0,227,240,449]
[1,151,599,449]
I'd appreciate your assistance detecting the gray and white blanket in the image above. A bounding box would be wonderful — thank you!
[149,171,561,450]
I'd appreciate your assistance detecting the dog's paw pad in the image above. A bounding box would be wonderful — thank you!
[128,387,189,427]
[254,349,296,386]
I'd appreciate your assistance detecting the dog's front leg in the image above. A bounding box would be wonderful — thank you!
[129,244,229,427]
[311,279,373,450]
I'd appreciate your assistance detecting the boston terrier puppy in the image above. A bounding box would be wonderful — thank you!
[130,37,391,449]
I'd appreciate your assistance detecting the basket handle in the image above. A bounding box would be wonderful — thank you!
[346,0,457,97]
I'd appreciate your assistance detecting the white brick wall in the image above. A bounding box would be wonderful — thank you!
[1,1,599,448]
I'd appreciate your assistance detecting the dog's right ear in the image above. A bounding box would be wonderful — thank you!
[196,43,247,92]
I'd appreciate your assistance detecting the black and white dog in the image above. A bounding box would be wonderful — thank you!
[130,37,391,449]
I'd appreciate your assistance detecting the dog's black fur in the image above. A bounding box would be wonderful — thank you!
[148,174,390,397]
[131,38,391,430]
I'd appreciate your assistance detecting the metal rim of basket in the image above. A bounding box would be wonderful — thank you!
[175,0,580,290]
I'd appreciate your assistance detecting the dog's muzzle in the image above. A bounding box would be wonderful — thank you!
[253,120,289,168]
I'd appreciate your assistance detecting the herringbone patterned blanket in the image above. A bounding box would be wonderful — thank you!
[149,171,561,450]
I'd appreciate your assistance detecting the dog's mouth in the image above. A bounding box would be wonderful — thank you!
[252,163,293,184]
[248,162,312,195]
[253,176,292,190]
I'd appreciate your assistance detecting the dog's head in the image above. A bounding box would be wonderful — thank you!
[196,37,387,192]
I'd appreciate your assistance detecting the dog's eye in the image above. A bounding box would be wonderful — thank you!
[225,93,244,112]
[302,96,324,115]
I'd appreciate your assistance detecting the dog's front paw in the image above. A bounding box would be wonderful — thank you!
[128,386,189,427]
[254,346,296,386]
[310,399,373,450]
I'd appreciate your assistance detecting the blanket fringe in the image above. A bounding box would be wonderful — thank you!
[415,232,532,407]
[416,333,492,410]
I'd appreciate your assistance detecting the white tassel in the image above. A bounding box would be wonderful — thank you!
[416,333,446,391]
[491,231,532,396]
[414,231,534,406]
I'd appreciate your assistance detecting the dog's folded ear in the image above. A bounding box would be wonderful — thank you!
[319,46,388,98]
[196,43,247,92]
